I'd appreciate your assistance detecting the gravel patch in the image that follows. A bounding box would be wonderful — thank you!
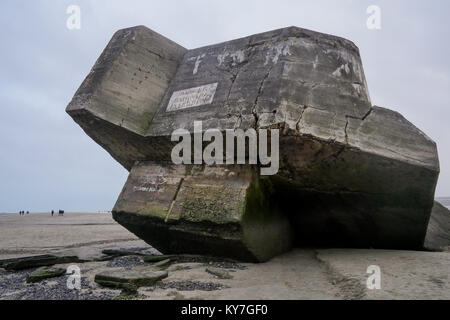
[171,256,247,270]
[106,256,146,269]
[0,268,118,300]
[205,261,247,270]
[0,252,241,300]
[153,280,227,291]
[125,247,160,255]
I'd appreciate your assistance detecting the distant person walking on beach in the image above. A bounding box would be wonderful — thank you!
[51,210,54,216]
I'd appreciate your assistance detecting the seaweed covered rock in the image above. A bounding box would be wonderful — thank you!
[1,254,81,271]
[26,267,66,283]
[94,269,168,292]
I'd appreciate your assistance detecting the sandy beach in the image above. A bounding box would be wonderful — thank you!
[0,212,449,300]
[0,213,139,259]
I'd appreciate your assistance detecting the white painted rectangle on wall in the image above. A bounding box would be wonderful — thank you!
[166,83,218,112]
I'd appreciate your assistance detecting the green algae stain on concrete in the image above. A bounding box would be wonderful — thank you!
[179,184,245,225]
[137,203,168,219]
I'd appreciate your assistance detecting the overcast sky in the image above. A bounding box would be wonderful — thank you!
[0,0,449,212]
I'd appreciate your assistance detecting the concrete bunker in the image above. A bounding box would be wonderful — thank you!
[67,26,446,262]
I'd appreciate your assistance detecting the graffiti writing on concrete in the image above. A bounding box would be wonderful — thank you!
[133,174,168,193]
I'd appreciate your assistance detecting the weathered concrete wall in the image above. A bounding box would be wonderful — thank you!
[67,26,187,169]
[113,162,291,262]
[148,26,371,137]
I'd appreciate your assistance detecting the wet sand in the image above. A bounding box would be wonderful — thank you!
[0,213,449,300]
[0,213,138,259]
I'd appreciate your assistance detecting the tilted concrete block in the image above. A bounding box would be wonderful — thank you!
[67,26,187,169]
[113,162,291,262]
[67,26,441,261]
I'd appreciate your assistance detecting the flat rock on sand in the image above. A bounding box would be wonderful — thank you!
[1,255,81,271]
[95,270,168,289]
[26,267,66,283]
